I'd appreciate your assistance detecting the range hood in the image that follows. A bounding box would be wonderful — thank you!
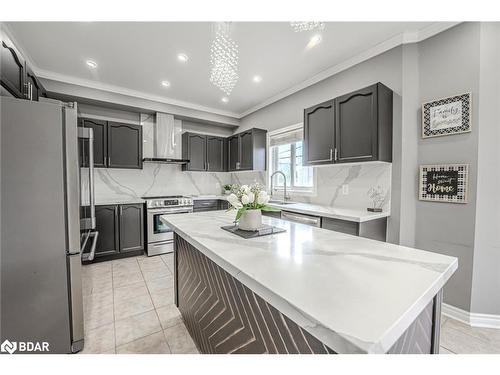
[142,112,189,164]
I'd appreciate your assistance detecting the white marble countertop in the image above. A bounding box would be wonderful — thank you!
[162,211,457,354]
[82,198,145,206]
[267,202,390,222]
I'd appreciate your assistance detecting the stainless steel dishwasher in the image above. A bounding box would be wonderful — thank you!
[281,210,321,227]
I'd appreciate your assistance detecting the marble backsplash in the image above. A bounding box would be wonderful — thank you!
[84,162,391,211]
[231,162,392,211]
[82,163,231,203]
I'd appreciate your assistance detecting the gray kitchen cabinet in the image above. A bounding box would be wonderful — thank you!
[119,204,144,253]
[79,118,107,168]
[335,83,393,163]
[218,200,229,210]
[228,128,267,171]
[303,100,335,165]
[302,82,393,166]
[94,205,120,257]
[228,135,239,171]
[183,132,207,171]
[321,216,387,242]
[206,136,226,172]
[25,65,46,101]
[1,32,46,101]
[1,34,25,99]
[107,122,143,169]
[79,118,142,169]
[182,133,226,172]
[94,203,145,260]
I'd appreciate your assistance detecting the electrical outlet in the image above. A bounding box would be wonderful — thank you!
[342,184,349,195]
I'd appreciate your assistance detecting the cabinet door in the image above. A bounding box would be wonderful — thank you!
[303,100,335,165]
[107,122,143,169]
[335,85,378,163]
[206,136,225,172]
[25,66,46,101]
[186,133,207,171]
[94,205,120,257]
[228,135,239,171]
[1,37,26,99]
[239,131,253,170]
[119,204,144,253]
[193,199,219,212]
[79,118,107,168]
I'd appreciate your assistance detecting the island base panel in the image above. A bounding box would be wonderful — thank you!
[174,233,441,354]
[174,234,333,354]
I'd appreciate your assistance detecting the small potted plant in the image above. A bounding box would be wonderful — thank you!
[367,185,385,212]
[226,183,279,231]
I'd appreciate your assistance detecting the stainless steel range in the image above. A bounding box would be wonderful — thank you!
[143,195,193,256]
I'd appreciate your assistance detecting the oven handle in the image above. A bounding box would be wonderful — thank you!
[147,207,193,214]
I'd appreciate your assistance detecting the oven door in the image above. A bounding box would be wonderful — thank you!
[147,207,192,243]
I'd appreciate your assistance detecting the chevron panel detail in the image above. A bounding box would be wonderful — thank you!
[174,234,436,354]
[175,235,334,354]
[388,300,433,354]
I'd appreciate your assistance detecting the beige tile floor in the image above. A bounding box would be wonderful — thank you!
[81,254,500,354]
[81,253,198,354]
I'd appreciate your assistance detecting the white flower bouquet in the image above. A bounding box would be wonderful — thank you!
[226,183,279,228]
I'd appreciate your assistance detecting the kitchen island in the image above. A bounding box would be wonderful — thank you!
[162,211,457,354]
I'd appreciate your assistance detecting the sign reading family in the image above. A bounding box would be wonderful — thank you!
[419,164,468,203]
[422,93,471,138]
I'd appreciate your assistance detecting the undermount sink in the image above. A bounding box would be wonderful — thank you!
[268,200,295,205]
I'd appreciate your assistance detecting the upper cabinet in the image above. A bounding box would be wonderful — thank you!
[107,122,143,169]
[79,118,143,169]
[303,83,393,166]
[303,100,335,165]
[182,128,265,172]
[182,132,226,172]
[228,128,267,172]
[1,32,46,101]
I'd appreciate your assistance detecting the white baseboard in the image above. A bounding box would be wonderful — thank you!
[442,303,500,329]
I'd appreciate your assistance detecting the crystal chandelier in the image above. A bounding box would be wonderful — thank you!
[290,22,325,32]
[210,22,239,96]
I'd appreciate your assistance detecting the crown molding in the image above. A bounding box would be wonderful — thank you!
[238,22,460,118]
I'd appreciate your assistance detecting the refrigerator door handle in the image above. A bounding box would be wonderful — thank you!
[88,128,96,229]
[81,231,99,262]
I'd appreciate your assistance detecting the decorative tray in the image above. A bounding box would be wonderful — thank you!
[221,224,286,239]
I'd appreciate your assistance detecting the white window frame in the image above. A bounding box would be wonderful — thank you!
[267,123,316,196]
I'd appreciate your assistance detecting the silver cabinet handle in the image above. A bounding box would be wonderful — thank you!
[30,82,33,100]
[207,162,210,171]
[334,148,338,161]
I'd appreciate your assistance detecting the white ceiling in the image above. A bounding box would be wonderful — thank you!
[6,22,449,117]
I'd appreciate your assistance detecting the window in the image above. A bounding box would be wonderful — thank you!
[269,126,314,192]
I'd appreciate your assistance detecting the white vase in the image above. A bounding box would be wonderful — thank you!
[238,209,262,231]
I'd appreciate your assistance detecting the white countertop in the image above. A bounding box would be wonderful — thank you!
[162,211,457,354]
[267,202,389,222]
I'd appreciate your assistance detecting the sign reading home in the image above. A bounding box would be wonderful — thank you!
[422,93,471,138]
[419,164,468,203]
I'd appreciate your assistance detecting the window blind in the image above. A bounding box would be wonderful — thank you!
[269,127,303,147]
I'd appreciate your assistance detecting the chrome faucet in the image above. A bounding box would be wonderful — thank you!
[270,171,291,204]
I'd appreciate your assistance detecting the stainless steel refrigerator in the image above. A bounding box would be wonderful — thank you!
[1,96,97,353]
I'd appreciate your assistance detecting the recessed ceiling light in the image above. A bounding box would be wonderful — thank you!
[221,97,229,103]
[306,34,322,49]
[86,60,98,69]
[161,80,171,87]
[177,53,189,63]
[253,75,262,83]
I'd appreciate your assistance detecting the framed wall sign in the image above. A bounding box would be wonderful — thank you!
[422,93,471,138]
[419,164,468,203]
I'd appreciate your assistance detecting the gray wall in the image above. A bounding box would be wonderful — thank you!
[470,22,500,315]
[415,23,480,312]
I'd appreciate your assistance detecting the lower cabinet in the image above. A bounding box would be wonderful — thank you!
[321,217,387,242]
[193,199,229,212]
[94,203,144,259]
